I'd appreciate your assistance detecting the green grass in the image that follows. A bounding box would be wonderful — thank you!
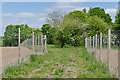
[2,45,115,78]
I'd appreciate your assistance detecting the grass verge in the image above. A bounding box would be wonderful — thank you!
[2,45,114,78]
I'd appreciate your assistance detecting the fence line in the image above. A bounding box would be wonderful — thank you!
[0,28,47,75]
[85,29,120,78]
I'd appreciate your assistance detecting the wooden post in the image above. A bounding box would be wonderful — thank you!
[33,31,34,52]
[90,36,91,48]
[44,35,47,53]
[18,28,21,63]
[108,29,111,67]
[36,37,37,49]
[38,35,39,50]
[93,36,94,48]
[85,38,87,48]
[95,34,97,58]
[100,33,102,61]
[98,38,99,60]
[41,35,43,54]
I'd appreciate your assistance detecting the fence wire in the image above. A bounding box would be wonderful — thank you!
[1,28,47,75]
[86,29,120,78]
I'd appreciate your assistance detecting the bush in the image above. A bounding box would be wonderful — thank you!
[30,54,38,62]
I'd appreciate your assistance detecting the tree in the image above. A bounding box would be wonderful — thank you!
[41,24,56,44]
[41,24,51,35]
[115,10,120,30]
[48,27,56,44]
[53,10,110,47]
[53,10,88,47]
[3,24,33,46]
[83,8,86,13]
[86,16,110,36]
[46,10,66,28]
[88,7,112,23]
[34,28,42,37]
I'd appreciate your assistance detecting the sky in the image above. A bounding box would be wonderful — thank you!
[1,1,119,36]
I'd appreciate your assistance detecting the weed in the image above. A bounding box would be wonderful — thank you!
[30,54,38,62]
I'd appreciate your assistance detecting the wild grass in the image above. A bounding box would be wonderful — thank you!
[2,45,114,78]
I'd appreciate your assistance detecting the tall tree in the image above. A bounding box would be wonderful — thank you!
[88,7,112,23]
[3,24,33,46]
[46,10,66,28]
[41,24,51,35]
[41,24,56,44]
[115,10,120,30]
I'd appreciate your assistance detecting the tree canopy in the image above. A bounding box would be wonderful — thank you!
[88,7,112,23]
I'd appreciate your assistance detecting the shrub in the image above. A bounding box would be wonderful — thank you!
[30,54,38,62]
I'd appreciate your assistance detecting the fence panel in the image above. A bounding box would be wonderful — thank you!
[1,28,47,75]
[86,29,119,78]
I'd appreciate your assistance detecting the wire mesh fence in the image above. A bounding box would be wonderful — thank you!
[0,36,2,75]
[0,28,47,75]
[85,29,120,78]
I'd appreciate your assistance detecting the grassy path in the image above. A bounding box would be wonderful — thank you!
[3,45,114,78]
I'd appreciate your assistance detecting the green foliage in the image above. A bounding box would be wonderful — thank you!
[30,54,38,62]
[3,24,41,46]
[88,7,112,23]
[5,65,17,73]
[115,10,120,30]
[86,16,109,36]
[53,9,109,47]
[41,24,56,44]
[41,24,51,35]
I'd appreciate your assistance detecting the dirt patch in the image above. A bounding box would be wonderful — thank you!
[2,47,35,67]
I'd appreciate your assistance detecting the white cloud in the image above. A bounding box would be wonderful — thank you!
[2,12,46,18]
[2,13,13,17]
[14,12,37,17]
[105,8,117,14]
[36,18,46,22]
[73,7,89,12]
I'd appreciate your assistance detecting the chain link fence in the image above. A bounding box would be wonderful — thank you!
[85,29,120,78]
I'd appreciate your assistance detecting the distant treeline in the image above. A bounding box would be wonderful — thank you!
[3,7,120,47]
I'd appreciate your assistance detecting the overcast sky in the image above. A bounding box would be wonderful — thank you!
[1,1,119,36]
